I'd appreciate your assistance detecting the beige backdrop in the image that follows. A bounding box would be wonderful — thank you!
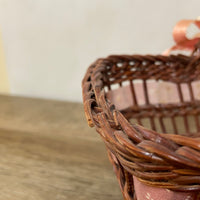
[0,0,199,102]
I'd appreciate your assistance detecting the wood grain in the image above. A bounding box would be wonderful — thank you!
[0,95,122,200]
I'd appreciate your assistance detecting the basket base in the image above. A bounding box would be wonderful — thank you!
[133,177,200,200]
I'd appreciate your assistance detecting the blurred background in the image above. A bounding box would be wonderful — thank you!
[0,1,200,200]
[0,0,200,102]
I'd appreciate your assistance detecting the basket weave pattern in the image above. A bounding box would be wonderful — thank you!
[82,54,200,200]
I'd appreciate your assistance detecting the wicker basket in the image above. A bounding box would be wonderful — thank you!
[82,21,200,200]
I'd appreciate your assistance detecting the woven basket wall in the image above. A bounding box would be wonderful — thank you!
[82,46,200,199]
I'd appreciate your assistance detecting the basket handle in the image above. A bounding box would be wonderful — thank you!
[163,19,200,55]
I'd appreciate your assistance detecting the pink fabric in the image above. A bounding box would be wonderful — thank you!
[107,81,200,111]
[133,177,200,200]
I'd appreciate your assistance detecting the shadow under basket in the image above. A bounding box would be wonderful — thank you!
[82,53,200,200]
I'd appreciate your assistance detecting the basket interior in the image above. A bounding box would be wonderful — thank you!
[104,58,200,137]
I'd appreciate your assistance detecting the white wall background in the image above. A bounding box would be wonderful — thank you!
[0,0,199,102]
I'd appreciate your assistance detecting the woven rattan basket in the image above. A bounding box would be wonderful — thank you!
[82,20,200,200]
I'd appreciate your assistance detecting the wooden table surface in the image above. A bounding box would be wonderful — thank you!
[0,95,122,200]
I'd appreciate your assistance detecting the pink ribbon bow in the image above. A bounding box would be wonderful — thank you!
[163,19,200,55]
